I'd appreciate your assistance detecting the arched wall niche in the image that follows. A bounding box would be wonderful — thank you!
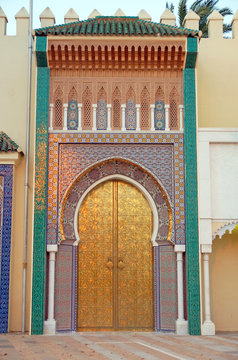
[59,158,173,246]
[212,222,238,241]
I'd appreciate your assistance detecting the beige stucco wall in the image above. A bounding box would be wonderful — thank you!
[197,37,238,128]
[210,230,238,331]
[0,30,36,332]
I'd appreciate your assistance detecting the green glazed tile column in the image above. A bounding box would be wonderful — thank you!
[31,36,49,334]
[183,37,201,335]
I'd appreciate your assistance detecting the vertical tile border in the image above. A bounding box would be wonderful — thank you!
[31,36,49,334]
[0,165,13,333]
[183,37,201,335]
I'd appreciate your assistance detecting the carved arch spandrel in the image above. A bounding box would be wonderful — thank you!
[112,87,121,130]
[82,86,92,130]
[140,86,150,130]
[68,86,78,102]
[54,86,63,129]
[169,86,179,130]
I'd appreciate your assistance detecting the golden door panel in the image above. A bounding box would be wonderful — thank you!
[78,181,114,329]
[117,181,153,329]
[78,179,153,330]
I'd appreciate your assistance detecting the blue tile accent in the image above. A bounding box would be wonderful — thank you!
[0,165,13,333]
[154,101,165,130]
[67,101,78,130]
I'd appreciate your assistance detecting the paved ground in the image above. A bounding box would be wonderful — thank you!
[0,332,238,360]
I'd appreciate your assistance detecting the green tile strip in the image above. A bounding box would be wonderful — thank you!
[31,36,49,335]
[183,37,201,335]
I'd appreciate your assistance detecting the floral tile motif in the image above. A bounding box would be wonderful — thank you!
[154,101,165,130]
[67,100,78,130]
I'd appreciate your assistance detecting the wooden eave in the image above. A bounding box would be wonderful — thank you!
[47,37,186,71]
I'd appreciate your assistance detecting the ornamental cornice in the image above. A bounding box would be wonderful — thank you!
[47,38,186,71]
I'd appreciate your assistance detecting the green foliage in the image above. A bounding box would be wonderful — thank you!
[166,2,175,13]
[167,0,233,37]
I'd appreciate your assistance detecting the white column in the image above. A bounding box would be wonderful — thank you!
[44,244,58,335]
[121,104,126,131]
[201,244,215,335]
[77,103,82,131]
[135,104,141,131]
[92,104,97,131]
[175,245,188,335]
[179,105,184,131]
[49,104,54,131]
[63,104,68,131]
[165,104,170,131]
[150,104,155,131]
[107,104,112,131]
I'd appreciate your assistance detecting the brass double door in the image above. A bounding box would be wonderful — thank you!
[78,179,154,330]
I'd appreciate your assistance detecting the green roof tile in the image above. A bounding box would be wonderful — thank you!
[87,21,93,34]
[80,22,87,34]
[0,132,21,152]
[35,16,200,38]
[135,21,142,35]
[123,21,129,35]
[92,20,98,34]
[117,20,122,35]
[99,20,104,35]
[105,20,110,35]
[129,20,135,35]
[111,20,116,34]
[146,22,154,35]
[140,22,147,35]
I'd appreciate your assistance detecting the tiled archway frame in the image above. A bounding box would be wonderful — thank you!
[49,133,185,332]
[59,159,172,245]
[57,159,176,332]
[47,132,186,246]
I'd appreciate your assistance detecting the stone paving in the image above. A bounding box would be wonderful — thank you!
[0,332,238,360]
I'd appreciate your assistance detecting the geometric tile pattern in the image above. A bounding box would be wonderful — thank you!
[183,37,201,335]
[154,101,165,130]
[125,100,136,130]
[47,132,186,246]
[55,244,77,331]
[96,100,107,130]
[0,165,13,334]
[67,100,78,130]
[0,176,3,282]
[154,245,177,331]
[55,244,73,330]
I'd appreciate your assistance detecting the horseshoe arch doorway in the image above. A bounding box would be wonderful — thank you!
[77,179,154,330]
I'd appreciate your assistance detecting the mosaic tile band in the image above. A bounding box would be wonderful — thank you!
[0,165,13,334]
[31,36,49,335]
[154,245,177,331]
[0,176,4,284]
[183,37,201,335]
